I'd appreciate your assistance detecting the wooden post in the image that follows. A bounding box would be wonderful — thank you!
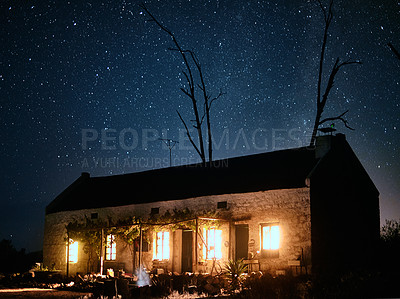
[228,221,232,260]
[100,228,104,275]
[66,231,70,277]
[194,217,198,273]
[139,225,143,269]
[132,244,136,275]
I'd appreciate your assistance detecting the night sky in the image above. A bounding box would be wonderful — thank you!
[1,0,399,252]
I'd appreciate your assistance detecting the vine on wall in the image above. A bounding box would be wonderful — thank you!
[65,208,229,271]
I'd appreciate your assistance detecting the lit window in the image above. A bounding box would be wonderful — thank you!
[106,234,116,260]
[153,231,170,260]
[261,224,280,253]
[203,228,222,259]
[66,239,78,263]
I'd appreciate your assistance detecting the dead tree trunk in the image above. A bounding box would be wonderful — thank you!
[309,0,361,146]
[140,4,223,165]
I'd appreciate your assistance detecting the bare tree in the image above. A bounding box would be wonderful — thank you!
[140,4,223,165]
[309,0,362,146]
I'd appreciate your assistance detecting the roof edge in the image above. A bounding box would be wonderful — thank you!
[45,172,91,215]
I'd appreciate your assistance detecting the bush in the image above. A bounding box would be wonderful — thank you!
[224,259,248,292]
[0,239,40,274]
[310,270,400,299]
[151,273,172,297]
[380,219,400,272]
[239,272,308,299]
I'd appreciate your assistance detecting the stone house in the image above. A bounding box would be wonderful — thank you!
[43,134,380,276]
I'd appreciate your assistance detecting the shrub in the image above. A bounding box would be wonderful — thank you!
[239,272,309,299]
[224,259,248,292]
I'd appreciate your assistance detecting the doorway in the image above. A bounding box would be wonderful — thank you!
[181,230,193,273]
[235,224,249,260]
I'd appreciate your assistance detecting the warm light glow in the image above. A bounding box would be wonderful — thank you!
[106,234,116,260]
[262,225,280,250]
[66,239,78,263]
[153,231,170,260]
[203,228,222,259]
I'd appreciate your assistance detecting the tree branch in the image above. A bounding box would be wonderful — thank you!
[388,42,400,61]
[317,0,333,23]
[316,0,334,107]
[319,110,355,130]
[141,3,206,163]
[176,110,203,158]
[338,58,362,68]
[209,90,225,112]
[181,71,192,92]
[180,87,192,98]
[200,102,207,125]
[309,0,360,146]
[320,58,362,110]
[187,49,215,163]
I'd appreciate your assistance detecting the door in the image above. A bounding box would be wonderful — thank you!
[235,224,249,260]
[181,230,193,273]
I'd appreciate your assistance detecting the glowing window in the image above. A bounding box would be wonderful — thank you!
[66,239,78,263]
[203,228,222,259]
[106,234,116,261]
[153,231,170,260]
[262,224,280,250]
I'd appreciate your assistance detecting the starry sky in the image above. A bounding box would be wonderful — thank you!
[0,0,399,252]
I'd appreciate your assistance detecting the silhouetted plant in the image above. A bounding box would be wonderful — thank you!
[224,259,248,292]
[380,219,400,273]
[236,272,312,299]
[0,239,36,274]
[381,219,400,242]
[151,274,172,297]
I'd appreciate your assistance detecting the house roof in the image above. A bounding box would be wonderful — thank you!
[46,145,319,214]
[308,135,379,195]
[46,134,378,214]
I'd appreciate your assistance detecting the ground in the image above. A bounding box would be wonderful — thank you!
[0,289,91,299]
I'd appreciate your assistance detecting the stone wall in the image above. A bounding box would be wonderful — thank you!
[43,187,311,276]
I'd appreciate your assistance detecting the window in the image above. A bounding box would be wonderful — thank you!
[261,224,280,257]
[217,201,227,209]
[153,231,170,260]
[203,228,222,259]
[91,212,98,220]
[105,234,116,260]
[151,207,160,215]
[66,239,78,263]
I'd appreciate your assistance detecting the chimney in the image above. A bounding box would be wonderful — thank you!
[315,134,346,158]
[81,172,90,179]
